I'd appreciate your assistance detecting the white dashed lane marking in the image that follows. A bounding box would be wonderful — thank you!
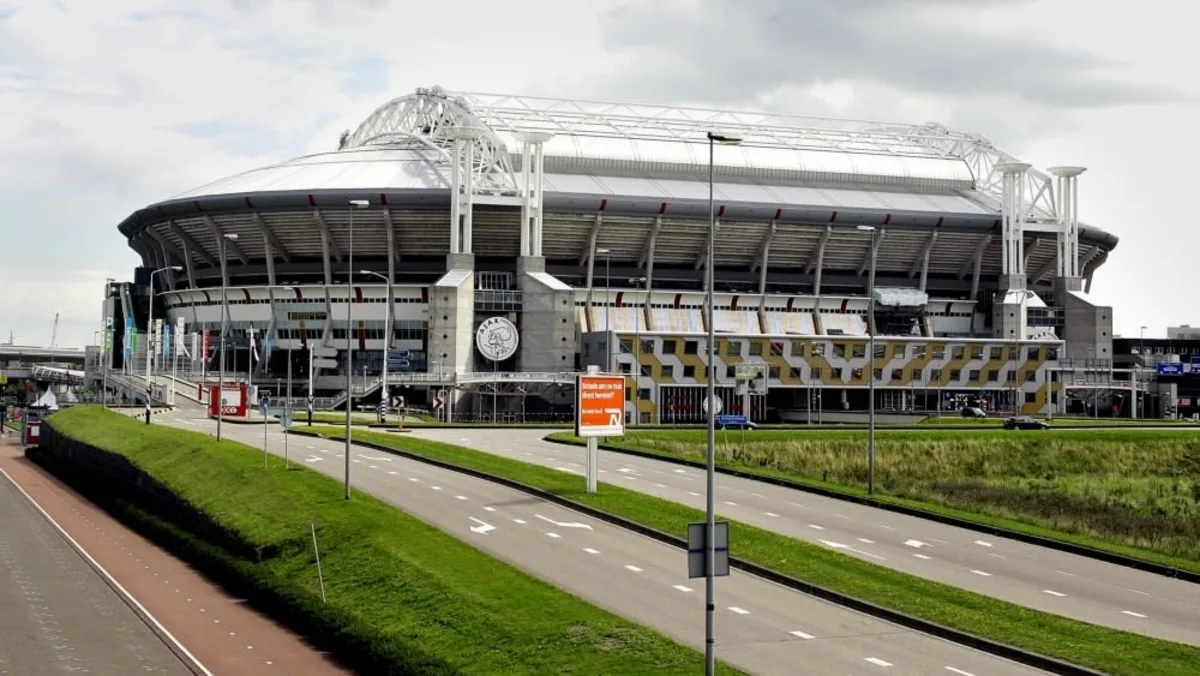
[583,548,600,555]
[865,657,892,667]
[624,565,643,573]
[1043,590,1066,597]
[945,667,975,676]
[727,607,750,615]
[970,570,992,577]
[673,585,693,592]
[789,630,814,640]
[1122,610,1148,618]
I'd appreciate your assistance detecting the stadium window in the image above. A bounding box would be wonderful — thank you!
[932,346,946,360]
[683,365,696,379]
[768,342,782,357]
[831,367,843,380]
[968,369,981,382]
[640,339,653,354]
[726,366,736,379]
[684,340,699,355]
[810,366,822,380]
[620,363,632,374]
[789,367,804,380]
[852,344,866,359]
[987,370,1000,382]
[811,343,826,357]
[1027,346,1041,361]
[912,344,927,359]
[890,368,903,382]
[951,346,965,360]
[1025,371,1037,383]
[851,367,864,380]
[662,365,675,378]
[790,341,805,357]
[1047,347,1059,361]
[638,387,651,401]
[1024,391,1037,404]
[769,366,781,379]
[1006,370,1017,384]
[911,368,923,383]
[949,369,961,381]
[873,368,883,382]
[891,344,904,359]
[873,343,886,359]
[641,364,653,378]
[990,346,1004,360]
[970,345,983,360]
[749,342,763,356]
[930,368,942,381]
[620,339,633,354]
[833,344,846,359]
[726,341,742,357]
[662,340,677,354]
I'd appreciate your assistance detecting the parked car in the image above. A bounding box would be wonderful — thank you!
[1003,416,1050,430]
[960,406,987,418]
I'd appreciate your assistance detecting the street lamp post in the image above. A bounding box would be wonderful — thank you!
[216,234,238,441]
[144,265,182,424]
[704,130,741,676]
[102,278,114,408]
[362,270,392,416]
[856,225,878,494]
[345,199,370,500]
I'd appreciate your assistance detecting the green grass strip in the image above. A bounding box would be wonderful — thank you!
[300,424,1200,676]
[46,406,738,675]
[544,429,1200,575]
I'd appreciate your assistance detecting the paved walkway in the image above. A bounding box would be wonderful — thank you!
[0,440,352,676]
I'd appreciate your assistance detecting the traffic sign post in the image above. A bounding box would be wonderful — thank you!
[575,372,626,493]
[687,521,730,579]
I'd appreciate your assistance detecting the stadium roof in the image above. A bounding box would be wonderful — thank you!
[164,86,1061,222]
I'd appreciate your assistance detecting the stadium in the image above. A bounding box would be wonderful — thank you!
[105,85,1118,422]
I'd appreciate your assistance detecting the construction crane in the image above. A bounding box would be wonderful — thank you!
[50,312,59,349]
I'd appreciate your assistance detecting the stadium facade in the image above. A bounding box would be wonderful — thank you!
[105,86,1118,421]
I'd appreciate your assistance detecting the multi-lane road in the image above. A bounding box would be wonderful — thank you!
[414,428,1200,647]
[0,468,191,675]
[162,409,1047,676]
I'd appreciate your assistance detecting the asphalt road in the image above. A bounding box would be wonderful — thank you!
[0,472,191,675]
[162,411,1044,676]
[414,427,1200,647]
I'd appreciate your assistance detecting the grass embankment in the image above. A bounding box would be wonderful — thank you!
[548,428,1200,572]
[302,425,1200,676]
[44,406,734,675]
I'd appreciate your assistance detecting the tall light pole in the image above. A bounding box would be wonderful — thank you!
[102,277,114,408]
[362,270,391,415]
[144,265,182,423]
[216,233,239,442]
[345,199,370,500]
[856,224,878,495]
[597,248,612,372]
[705,130,741,676]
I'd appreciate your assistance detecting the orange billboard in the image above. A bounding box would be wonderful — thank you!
[575,374,626,437]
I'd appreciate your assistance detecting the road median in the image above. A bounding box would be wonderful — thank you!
[293,425,1200,676]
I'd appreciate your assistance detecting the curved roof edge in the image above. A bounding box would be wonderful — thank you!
[116,188,1120,253]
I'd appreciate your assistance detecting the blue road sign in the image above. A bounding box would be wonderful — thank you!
[1191,357,1200,373]
[717,414,748,427]
[387,359,411,371]
[388,349,410,359]
[1157,362,1185,376]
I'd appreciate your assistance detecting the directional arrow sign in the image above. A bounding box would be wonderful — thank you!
[535,514,594,530]
[469,517,496,535]
[303,455,323,463]
[358,454,393,462]
[820,539,885,561]
[904,539,930,549]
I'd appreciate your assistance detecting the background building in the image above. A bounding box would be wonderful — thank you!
[104,86,1119,421]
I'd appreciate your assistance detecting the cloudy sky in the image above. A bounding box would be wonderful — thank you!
[0,0,1194,347]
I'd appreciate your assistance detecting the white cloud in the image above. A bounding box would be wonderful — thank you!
[0,0,1194,347]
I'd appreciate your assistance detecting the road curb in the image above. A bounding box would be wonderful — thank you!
[541,435,1200,585]
[289,428,1102,676]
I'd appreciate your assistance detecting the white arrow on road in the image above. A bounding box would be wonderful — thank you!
[303,455,323,463]
[358,454,393,462]
[904,539,930,549]
[535,514,593,530]
[469,517,496,535]
[819,539,885,561]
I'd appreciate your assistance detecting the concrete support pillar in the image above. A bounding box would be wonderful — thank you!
[1049,166,1087,290]
[997,162,1031,291]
